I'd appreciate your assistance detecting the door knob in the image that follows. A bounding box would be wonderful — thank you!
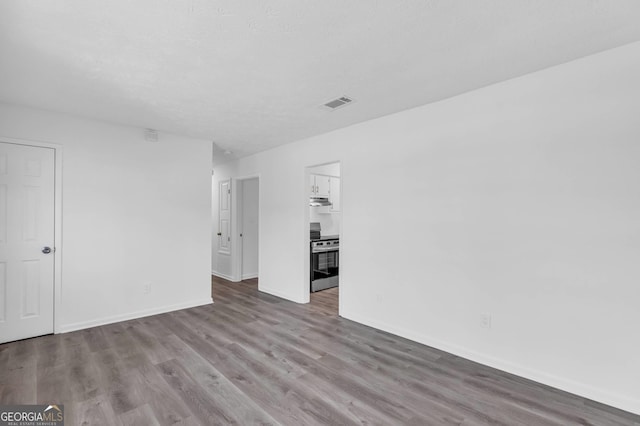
[42,246,52,254]
[217,232,222,236]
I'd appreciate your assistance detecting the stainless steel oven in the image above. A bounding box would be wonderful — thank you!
[310,239,339,292]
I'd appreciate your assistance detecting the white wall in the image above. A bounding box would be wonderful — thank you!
[241,178,259,279]
[0,103,213,332]
[212,41,640,414]
[309,207,340,236]
[309,162,340,178]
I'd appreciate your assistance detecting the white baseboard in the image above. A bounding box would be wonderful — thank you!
[341,310,640,416]
[57,298,213,334]
[259,286,305,304]
[211,270,236,282]
[212,270,258,282]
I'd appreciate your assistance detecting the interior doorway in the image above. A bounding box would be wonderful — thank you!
[237,177,259,283]
[306,162,341,315]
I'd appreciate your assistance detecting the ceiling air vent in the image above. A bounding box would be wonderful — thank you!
[144,128,158,142]
[323,96,354,110]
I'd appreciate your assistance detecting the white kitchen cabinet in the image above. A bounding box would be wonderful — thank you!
[329,177,341,212]
[310,174,331,198]
[309,175,317,196]
[316,175,331,197]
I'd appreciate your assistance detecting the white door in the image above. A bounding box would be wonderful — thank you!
[0,142,55,344]
[240,178,259,279]
[218,179,231,254]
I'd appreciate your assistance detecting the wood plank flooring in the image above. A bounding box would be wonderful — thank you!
[1,276,638,425]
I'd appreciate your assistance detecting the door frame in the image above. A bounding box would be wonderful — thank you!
[232,174,260,282]
[0,136,63,334]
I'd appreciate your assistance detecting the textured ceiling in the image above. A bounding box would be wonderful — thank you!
[2,1,640,163]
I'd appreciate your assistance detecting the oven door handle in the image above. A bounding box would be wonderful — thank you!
[312,247,339,253]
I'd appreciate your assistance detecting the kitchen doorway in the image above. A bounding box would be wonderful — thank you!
[306,162,341,315]
[237,177,259,284]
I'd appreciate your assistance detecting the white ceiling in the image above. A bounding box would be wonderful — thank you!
[2,1,640,163]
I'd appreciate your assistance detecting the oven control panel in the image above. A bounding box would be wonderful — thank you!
[311,239,339,252]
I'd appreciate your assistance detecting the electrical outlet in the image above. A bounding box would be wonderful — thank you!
[143,282,151,294]
[480,313,492,329]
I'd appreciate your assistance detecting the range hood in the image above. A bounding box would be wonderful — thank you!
[309,197,332,207]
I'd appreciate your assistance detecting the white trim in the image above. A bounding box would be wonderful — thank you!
[241,273,258,280]
[0,136,63,335]
[341,310,640,416]
[303,168,312,304]
[233,177,243,281]
[337,164,343,316]
[234,172,261,181]
[58,298,213,333]
[309,172,340,178]
[259,286,305,304]
[211,270,236,282]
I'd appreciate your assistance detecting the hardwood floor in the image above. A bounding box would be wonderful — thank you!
[309,285,338,316]
[1,277,638,425]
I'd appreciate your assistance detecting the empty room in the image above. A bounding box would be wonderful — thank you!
[1,1,640,425]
